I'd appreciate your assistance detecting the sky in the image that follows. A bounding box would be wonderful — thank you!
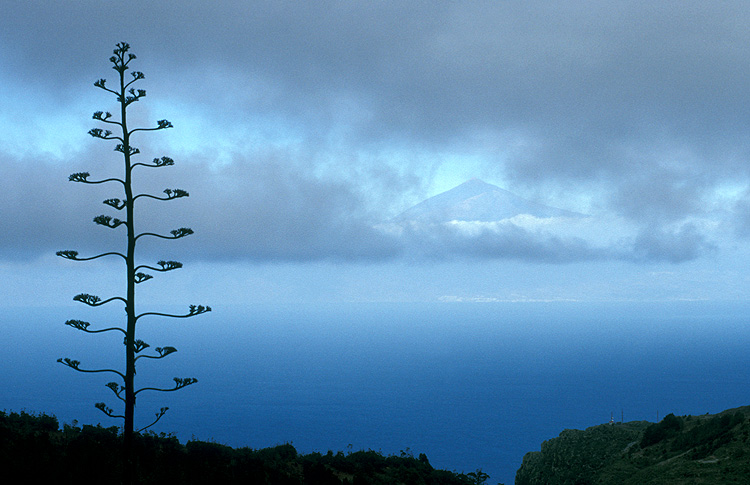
[3,1,750,304]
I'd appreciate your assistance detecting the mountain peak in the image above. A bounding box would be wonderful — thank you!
[395,179,582,223]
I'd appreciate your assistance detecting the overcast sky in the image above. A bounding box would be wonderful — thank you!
[3,1,750,304]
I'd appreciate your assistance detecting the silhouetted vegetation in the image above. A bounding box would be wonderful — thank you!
[640,412,683,447]
[516,405,750,484]
[56,42,210,483]
[672,411,745,458]
[0,410,486,485]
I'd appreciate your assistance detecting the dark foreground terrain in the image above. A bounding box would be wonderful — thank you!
[516,405,750,484]
[0,410,490,485]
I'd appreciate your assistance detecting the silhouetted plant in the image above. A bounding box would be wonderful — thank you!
[1,410,474,484]
[640,413,683,448]
[57,42,210,484]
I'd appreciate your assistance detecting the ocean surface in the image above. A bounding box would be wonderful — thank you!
[4,301,750,484]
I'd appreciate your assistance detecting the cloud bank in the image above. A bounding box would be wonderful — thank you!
[1,1,749,269]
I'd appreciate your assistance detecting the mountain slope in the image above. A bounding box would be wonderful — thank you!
[395,179,583,223]
[516,406,750,484]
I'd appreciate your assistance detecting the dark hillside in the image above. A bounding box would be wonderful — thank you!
[0,410,484,485]
[516,406,750,484]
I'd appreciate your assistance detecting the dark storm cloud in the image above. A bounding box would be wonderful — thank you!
[1,1,747,264]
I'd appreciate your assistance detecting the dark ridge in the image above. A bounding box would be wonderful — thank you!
[0,409,487,485]
[516,405,750,484]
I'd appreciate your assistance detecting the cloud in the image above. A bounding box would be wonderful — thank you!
[0,153,108,260]
[726,190,750,238]
[176,153,401,262]
[382,217,607,263]
[2,140,718,265]
[631,223,717,263]
[424,220,612,263]
[608,166,712,223]
[1,1,748,269]
[7,2,750,154]
[0,147,402,263]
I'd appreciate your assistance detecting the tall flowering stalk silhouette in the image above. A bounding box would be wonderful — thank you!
[57,42,210,483]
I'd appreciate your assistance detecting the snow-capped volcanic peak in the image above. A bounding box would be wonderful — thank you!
[396,179,583,223]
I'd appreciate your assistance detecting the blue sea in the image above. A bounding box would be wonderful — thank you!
[4,301,750,484]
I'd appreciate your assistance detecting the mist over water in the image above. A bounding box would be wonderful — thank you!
[4,301,750,484]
